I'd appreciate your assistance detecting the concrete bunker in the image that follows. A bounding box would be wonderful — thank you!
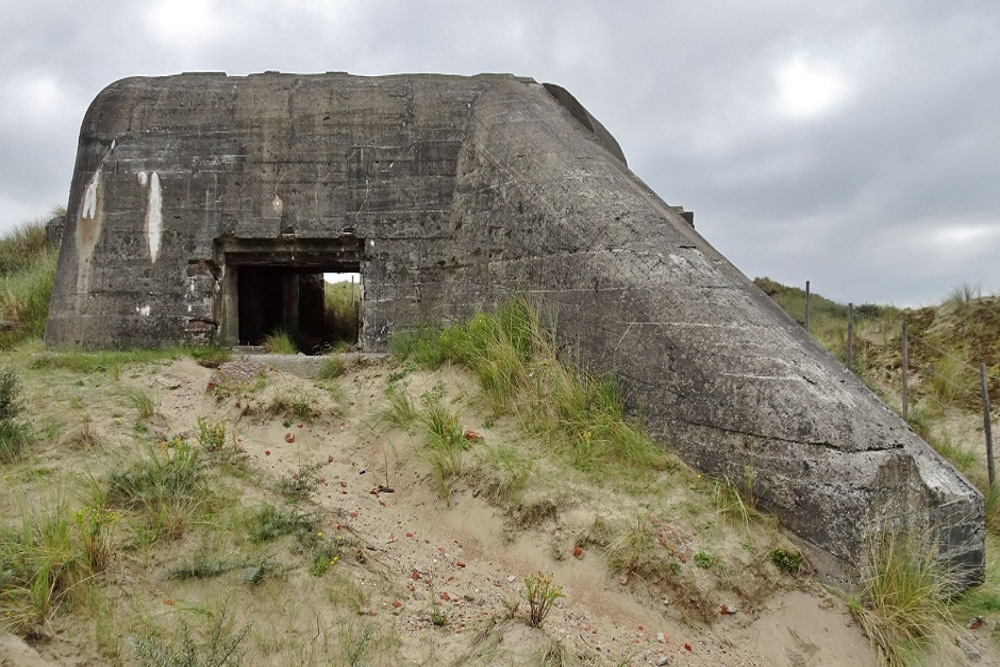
[216,236,363,353]
[46,71,985,588]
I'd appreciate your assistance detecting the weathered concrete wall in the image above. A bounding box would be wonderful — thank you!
[47,72,984,585]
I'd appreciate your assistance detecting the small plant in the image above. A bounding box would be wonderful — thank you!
[0,367,30,463]
[769,548,803,576]
[338,622,395,667]
[605,511,658,576]
[430,605,449,627]
[166,553,232,580]
[124,386,158,420]
[196,417,226,451]
[268,393,316,423]
[521,571,565,628]
[316,354,345,380]
[189,346,231,368]
[105,442,204,540]
[694,551,717,569]
[247,503,318,542]
[276,463,323,501]
[67,412,101,449]
[131,606,250,667]
[848,528,958,665]
[262,330,297,354]
[382,384,418,428]
[73,506,120,574]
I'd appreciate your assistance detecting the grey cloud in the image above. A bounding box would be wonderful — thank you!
[2,0,999,305]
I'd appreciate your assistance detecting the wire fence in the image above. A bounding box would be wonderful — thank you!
[801,287,999,486]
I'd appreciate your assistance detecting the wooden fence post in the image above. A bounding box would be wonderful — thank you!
[901,321,909,421]
[804,280,811,332]
[846,303,854,369]
[981,361,995,488]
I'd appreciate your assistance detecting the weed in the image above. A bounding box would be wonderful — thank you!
[713,476,757,532]
[847,528,959,665]
[0,499,87,633]
[268,393,316,423]
[472,442,534,506]
[196,417,227,451]
[132,604,251,667]
[67,413,101,449]
[298,526,349,577]
[189,346,232,368]
[0,421,31,464]
[694,551,717,568]
[539,640,575,666]
[338,622,395,666]
[247,503,317,542]
[324,278,360,345]
[316,354,345,380]
[73,505,120,574]
[105,442,204,540]
[521,571,564,628]
[263,330,297,354]
[0,219,48,275]
[0,366,24,424]
[276,463,323,501]
[124,386,158,420]
[389,325,450,368]
[605,510,659,576]
[769,548,803,576]
[430,605,448,626]
[0,367,30,462]
[412,392,471,501]
[0,221,57,349]
[382,384,418,428]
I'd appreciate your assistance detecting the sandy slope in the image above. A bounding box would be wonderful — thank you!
[9,352,994,665]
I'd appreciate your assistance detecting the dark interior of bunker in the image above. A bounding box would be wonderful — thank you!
[222,237,363,354]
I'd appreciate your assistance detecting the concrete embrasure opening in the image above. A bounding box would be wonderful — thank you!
[216,236,363,354]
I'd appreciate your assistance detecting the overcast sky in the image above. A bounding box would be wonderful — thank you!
[2,0,998,306]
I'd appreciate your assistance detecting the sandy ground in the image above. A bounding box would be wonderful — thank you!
[5,354,997,665]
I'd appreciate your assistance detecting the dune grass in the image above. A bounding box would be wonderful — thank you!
[391,297,667,483]
[0,220,56,348]
[848,529,961,665]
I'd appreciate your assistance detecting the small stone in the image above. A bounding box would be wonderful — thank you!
[657,632,667,643]
[656,655,670,666]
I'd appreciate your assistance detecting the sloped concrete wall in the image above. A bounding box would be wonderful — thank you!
[47,72,984,585]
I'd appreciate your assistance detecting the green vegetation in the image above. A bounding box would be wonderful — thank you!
[759,277,1000,663]
[0,367,31,462]
[392,297,667,482]
[521,571,564,628]
[324,278,360,345]
[262,330,297,354]
[847,529,959,665]
[0,220,57,349]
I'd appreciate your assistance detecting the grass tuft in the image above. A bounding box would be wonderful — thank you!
[848,528,960,665]
[391,297,667,485]
[262,330,297,354]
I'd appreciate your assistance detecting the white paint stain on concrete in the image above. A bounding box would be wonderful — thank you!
[136,305,151,316]
[137,171,148,187]
[82,171,101,219]
[272,194,283,216]
[146,172,163,262]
